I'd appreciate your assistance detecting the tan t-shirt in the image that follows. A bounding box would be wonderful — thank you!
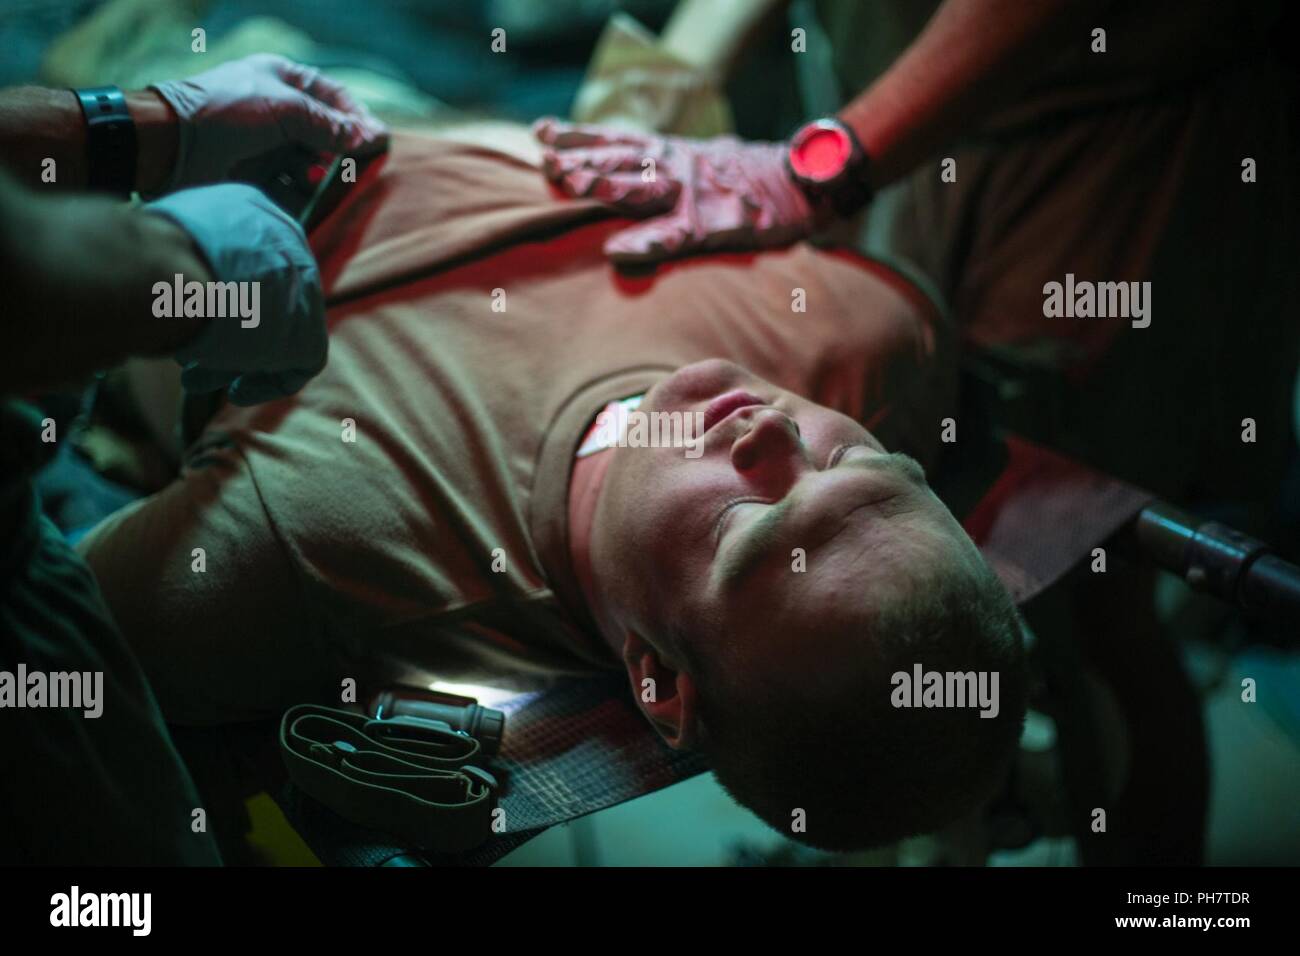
[171,131,949,688]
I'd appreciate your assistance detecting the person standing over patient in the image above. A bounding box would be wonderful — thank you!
[0,54,385,864]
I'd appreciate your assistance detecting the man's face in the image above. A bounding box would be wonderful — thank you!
[589,359,983,678]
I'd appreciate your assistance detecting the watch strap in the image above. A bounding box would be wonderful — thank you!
[72,86,136,197]
[826,121,873,217]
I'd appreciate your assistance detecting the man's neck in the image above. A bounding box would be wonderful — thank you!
[567,446,620,658]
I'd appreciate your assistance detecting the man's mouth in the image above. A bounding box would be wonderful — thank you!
[702,390,766,434]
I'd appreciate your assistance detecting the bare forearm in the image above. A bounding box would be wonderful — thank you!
[1,173,208,394]
[840,0,1106,189]
[0,85,178,195]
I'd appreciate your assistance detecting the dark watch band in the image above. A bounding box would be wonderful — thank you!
[834,123,873,215]
[823,155,873,219]
[72,86,137,197]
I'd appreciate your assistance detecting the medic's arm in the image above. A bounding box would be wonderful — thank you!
[0,170,208,395]
[839,0,1106,190]
[0,85,177,195]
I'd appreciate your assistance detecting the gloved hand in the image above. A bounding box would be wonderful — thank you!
[146,183,327,406]
[534,118,814,264]
[151,53,387,192]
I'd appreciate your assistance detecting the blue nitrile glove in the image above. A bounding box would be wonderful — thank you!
[145,183,327,406]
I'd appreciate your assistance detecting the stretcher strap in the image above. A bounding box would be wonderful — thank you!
[278,674,707,866]
[962,436,1153,604]
[280,705,498,854]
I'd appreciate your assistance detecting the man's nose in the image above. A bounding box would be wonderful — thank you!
[730,408,806,474]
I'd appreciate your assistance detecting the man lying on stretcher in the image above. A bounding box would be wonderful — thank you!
[72,116,1026,852]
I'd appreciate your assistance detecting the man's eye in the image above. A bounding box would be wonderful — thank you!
[714,498,764,548]
[828,442,868,468]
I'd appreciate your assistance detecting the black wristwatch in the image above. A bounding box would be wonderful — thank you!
[785,117,874,219]
[71,85,137,197]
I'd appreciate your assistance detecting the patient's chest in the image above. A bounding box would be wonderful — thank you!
[205,135,947,675]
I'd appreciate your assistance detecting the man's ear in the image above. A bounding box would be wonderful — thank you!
[622,630,699,750]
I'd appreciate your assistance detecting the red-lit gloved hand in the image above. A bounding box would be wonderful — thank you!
[534,118,814,265]
[151,53,387,192]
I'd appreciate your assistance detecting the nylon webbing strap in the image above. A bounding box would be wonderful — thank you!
[280,705,498,854]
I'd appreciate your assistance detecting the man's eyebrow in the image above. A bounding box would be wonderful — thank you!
[715,450,924,587]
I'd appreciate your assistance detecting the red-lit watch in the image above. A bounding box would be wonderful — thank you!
[785,118,873,219]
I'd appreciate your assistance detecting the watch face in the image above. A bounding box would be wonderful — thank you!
[790,124,852,184]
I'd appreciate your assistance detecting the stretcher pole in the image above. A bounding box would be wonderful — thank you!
[1130,501,1300,630]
